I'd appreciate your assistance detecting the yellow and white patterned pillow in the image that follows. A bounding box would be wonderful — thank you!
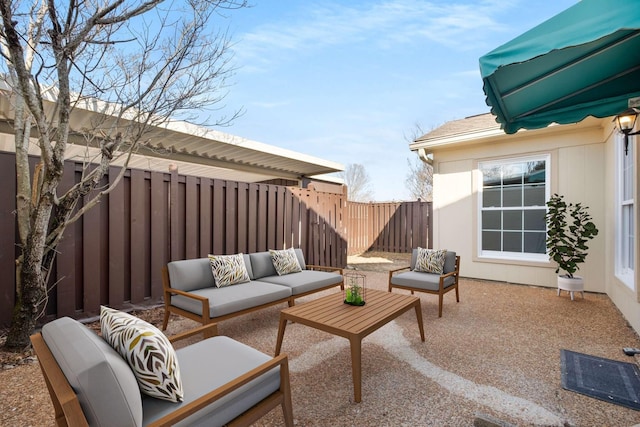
[100,306,183,402]
[269,248,302,276]
[415,248,447,274]
[208,253,251,287]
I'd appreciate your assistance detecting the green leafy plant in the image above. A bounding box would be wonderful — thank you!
[545,194,599,278]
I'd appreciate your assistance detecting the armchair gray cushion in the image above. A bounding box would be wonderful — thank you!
[411,249,457,273]
[390,271,456,291]
[142,336,281,427]
[42,317,143,427]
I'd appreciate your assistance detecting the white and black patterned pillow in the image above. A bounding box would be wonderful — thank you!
[100,306,183,402]
[208,253,251,287]
[269,248,302,276]
[415,248,447,274]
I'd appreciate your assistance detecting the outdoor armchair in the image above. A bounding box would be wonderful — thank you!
[388,249,460,317]
[30,317,294,427]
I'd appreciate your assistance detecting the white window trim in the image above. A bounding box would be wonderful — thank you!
[477,154,551,263]
[615,132,635,289]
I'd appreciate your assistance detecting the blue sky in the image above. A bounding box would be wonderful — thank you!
[220,0,578,201]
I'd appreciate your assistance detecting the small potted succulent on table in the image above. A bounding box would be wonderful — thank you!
[344,272,366,306]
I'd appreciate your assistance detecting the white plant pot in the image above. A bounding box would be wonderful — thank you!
[557,275,584,301]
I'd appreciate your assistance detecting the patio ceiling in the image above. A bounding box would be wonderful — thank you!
[479,0,640,134]
[0,88,343,183]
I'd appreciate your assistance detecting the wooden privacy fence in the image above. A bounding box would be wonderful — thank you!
[0,151,347,326]
[347,201,432,255]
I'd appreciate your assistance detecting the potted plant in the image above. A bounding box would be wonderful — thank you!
[344,273,366,306]
[545,193,599,299]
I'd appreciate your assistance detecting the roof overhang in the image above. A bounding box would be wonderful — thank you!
[410,114,606,153]
[0,86,343,183]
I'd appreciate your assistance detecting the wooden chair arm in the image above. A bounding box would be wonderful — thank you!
[147,354,290,427]
[440,270,458,279]
[168,323,219,343]
[388,265,411,275]
[306,264,343,274]
[165,287,207,301]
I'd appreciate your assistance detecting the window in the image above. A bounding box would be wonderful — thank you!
[478,155,550,261]
[616,133,634,288]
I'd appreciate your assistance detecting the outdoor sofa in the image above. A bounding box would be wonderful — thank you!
[162,248,344,330]
[388,248,460,317]
[31,314,294,427]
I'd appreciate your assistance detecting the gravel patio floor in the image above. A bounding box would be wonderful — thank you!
[2,252,640,426]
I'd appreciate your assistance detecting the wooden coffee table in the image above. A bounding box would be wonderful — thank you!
[274,288,425,402]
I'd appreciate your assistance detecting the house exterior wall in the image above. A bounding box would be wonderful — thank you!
[425,114,640,336]
[431,122,607,293]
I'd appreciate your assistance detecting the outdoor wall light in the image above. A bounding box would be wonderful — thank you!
[614,107,640,155]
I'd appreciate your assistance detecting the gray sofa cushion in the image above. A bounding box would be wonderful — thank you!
[259,270,342,295]
[142,336,281,427]
[249,252,278,279]
[42,317,143,427]
[250,249,307,279]
[170,281,292,318]
[169,256,254,289]
[293,248,307,270]
[390,270,456,291]
[168,258,216,292]
[410,249,456,274]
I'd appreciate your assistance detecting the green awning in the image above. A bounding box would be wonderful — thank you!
[480,0,640,134]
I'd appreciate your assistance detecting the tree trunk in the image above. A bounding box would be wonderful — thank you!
[6,260,46,350]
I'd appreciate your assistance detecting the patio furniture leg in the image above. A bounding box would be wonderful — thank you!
[275,314,288,356]
[349,337,362,403]
[415,302,425,342]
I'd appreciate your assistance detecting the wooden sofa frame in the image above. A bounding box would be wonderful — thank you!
[388,255,461,318]
[161,263,343,330]
[31,323,294,427]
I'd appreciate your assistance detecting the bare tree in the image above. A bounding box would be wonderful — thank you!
[340,163,374,202]
[404,123,433,201]
[0,0,247,349]
[405,157,433,201]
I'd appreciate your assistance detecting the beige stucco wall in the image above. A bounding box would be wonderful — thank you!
[429,116,640,336]
[431,120,607,293]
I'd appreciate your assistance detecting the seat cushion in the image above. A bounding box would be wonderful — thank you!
[142,336,281,427]
[170,281,292,318]
[390,270,456,291]
[42,317,143,427]
[259,270,342,295]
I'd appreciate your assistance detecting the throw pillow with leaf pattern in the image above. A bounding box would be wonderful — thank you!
[208,253,251,287]
[415,248,447,274]
[100,306,184,402]
[269,248,302,275]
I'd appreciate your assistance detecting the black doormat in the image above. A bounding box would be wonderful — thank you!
[561,349,640,411]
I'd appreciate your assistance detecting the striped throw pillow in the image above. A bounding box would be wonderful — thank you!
[208,253,251,287]
[269,248,302,276]
[415,248,447,274]
[100,306,183,402]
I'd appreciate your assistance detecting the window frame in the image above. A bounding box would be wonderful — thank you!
[477,154,551,262]
[615,131,635,289]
